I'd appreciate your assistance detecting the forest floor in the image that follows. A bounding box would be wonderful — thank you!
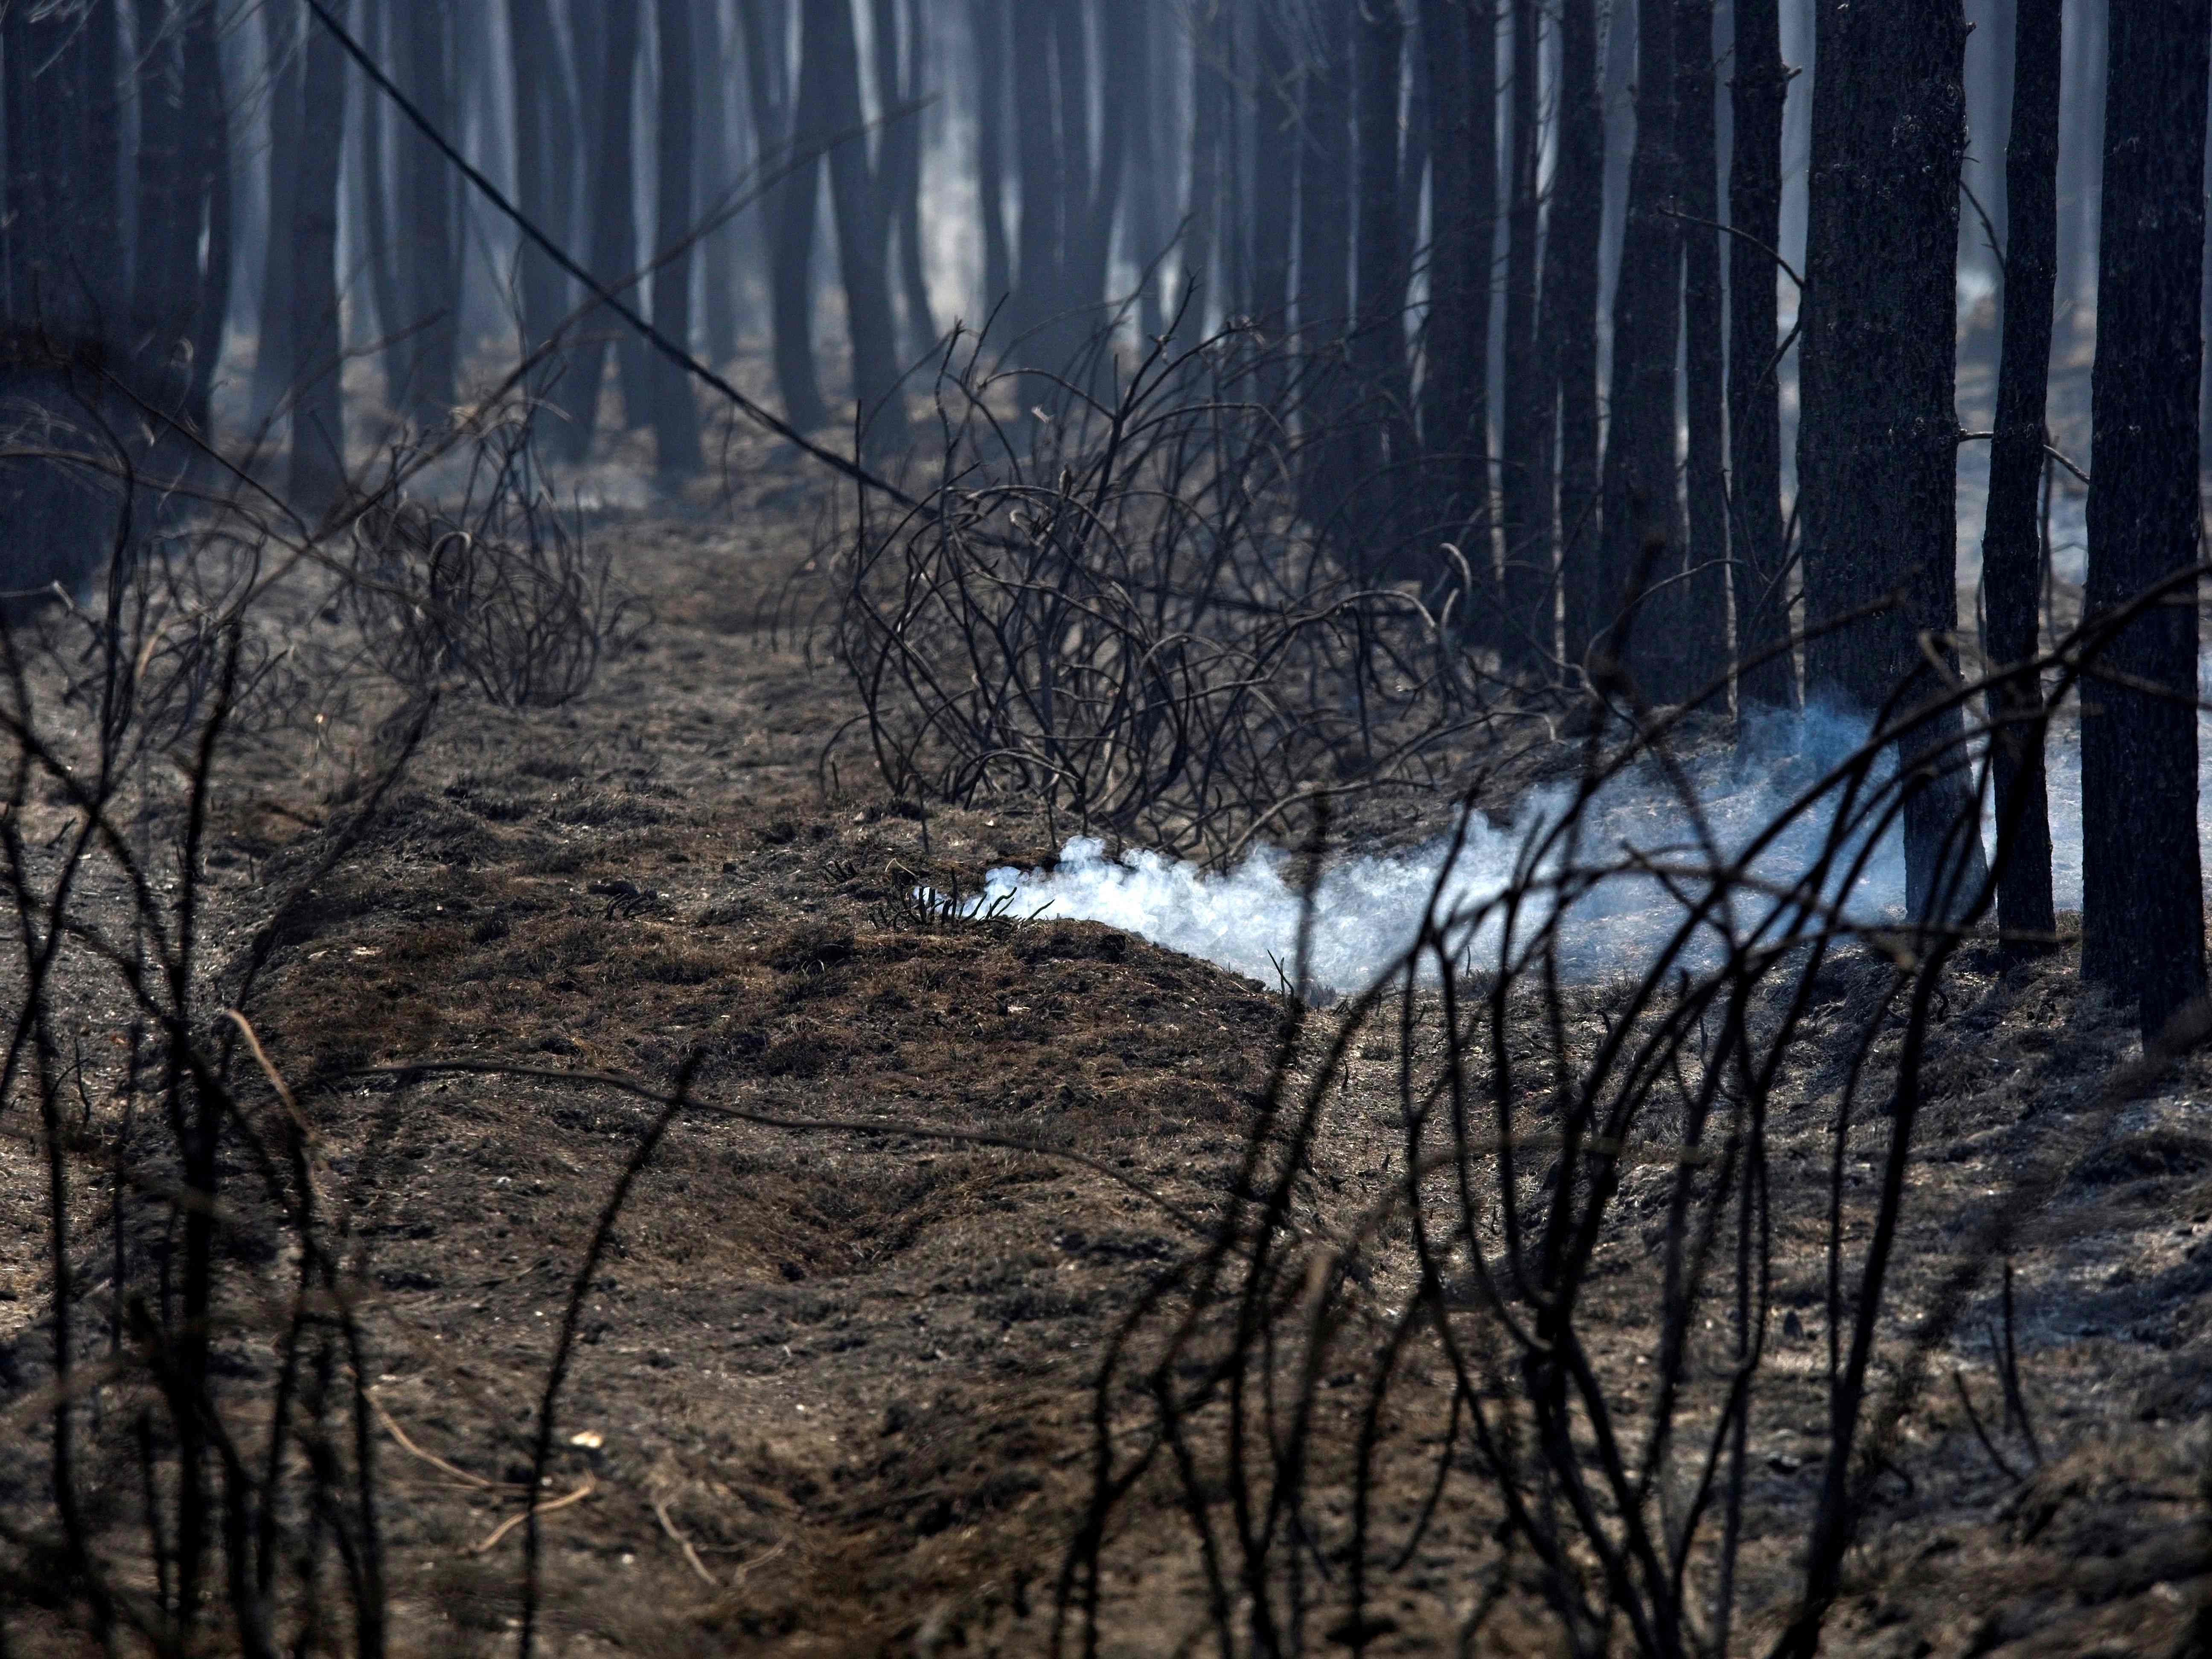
[9,385,2212,1658]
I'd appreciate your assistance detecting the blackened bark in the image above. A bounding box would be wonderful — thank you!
[509,0,568,404]
[358,0,408,416]
[1795,0,1985,925]
[969,0,1012,318]
[1297,0,1356,521]
[250,0,303,425]
[883,0,937,359]
[1250,0,1296,375]
[743,0,828,431]
[1499,0,1547,668]
[809,0,910,453]
[1726,0,1791,708]
[1352,0,1411,562]
[1176,0,1225,339]
[1010,0,1063,341]
[398,0,461,428]
[1068,0,1130,339]
[288,7,346,514]
[182,0,230,435]
[2080,0,2208,1034]
[562,0,641,456]
[697,0,740,365]
[131,0,192,403]
[82,0,122,330]
[1980,0,2059,950]
[1672,0,1727,704]
[1592,0,1681,687]
[652,0,706,473]
[1550,0,1601,667]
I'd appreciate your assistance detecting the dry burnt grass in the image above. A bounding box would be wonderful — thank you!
[5,499,2212,1658]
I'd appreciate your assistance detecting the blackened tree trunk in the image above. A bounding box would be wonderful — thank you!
[130,0,192,405]
[809,0,910,453]
[1297,0,1356,524]
[744,0,828,431]
[1499,0,1548,668]
[1671,0,1728,705]
[1795,0,1985,925]
[83,0,121,330]
[969,0,1013,320]
[181,0,230,435]
[1592,0,1681,687]
[288,6,346,514]
[1176,0,1225,340]
[1067,0,1130,342]
[1352,0,1411,567]
[652,0,706,473]
[1979,0,2059,951]
[878,0,937,360]
[560,0,641,457]
[2080,0,2208,1035]
[509,0,570,405]
[697,0,741,366]
[398,0,461,428]
[1549,0,1601,667]
[1010,0,1065,342]
[250,0,303,427]
[1726,0,1792,708]
[357,0,409,417]
[1250,0,1297,383]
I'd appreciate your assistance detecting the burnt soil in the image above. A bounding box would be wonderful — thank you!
[5,486,2212,1659]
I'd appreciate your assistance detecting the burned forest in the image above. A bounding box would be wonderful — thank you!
[6,1,2212,1655]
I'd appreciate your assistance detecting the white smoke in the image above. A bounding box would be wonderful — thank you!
[974,692,2212,996]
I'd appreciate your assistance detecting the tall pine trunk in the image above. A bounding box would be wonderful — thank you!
[2079,0,2209,1035]
[1795,0,1985,925]
[250,0,303,428]
[288,6,346,514]
[1499,0,1547,669]
[560,0,640,457]
[1296,0,1355,526]
[810,0,910,453]
[1979,0,2059,951]
[508,0,569,408]
[1726,0,1792,708]
[398,0,460,427]
[649,0,705,473]
[1351,0,1411,573]
[1671,0,1727,705]
[745,0,829,431]
[182,0,230,435]
[1249,0,1296,392]
[969,0,1012,321]
[1547,0,1602,671]
[1592,0,1681,690]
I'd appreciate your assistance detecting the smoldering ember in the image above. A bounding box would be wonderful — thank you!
[4,2,2212,1655]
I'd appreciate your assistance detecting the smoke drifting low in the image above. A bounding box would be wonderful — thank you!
[975,696,2212,997]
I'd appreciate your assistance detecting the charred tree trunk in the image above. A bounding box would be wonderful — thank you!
[1499,0,1548,669]
[509,0,570,407]
[1176,0,1226,340]
[745,0,829,431]
[697,0,741,366]
[250,0,303,427]
[397,0,461,428]
[1351,0,1411,571]
[2080,0,2208,1035]
[1249,0,1296,386]
[182,0,230,435]
[1592,0,1681,689]
[559,0,641,456]
[1297,0,1356,525]
[288,6,346,514]
[969,0,1013,320]
[810,0,910,453]
[651,0,706,473]
[130,0,194,408]
[1067,0,1130,341]
[1010,0,1064,343]
[1673,0,1728,705]
[1979,0,2059,951]
[872,0,937,360]
[357,0,410,419]
[1549,0,1602,670]
[1794,0,1985,927]
[1726,0,1792,708]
